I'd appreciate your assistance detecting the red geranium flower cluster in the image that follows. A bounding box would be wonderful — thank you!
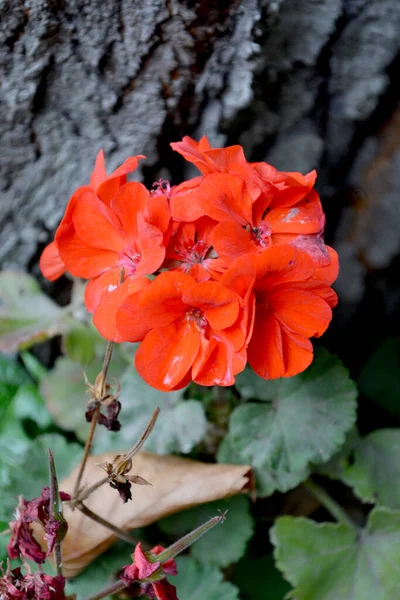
[41,136,338,391]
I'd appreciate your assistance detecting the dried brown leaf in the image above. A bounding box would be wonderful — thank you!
[38,451,251,578]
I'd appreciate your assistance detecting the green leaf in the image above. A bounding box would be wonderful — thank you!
[173,556,240,600]
[40,352,126,442]
[0,433,81,521]
[13,384,53,428]
[217,434,308,498]
[20,351,48,381]
[235,368,281,401]
[63,326,100,365]
[0,354,32,433]
[271,506,400,600]
[339,429,400,508]
[66,541,132,599]
[316,427,359,481]
[0,271,70,352]
[359,337,400,416]
[231,553,291,600]
[158,495,254,567]
[0,521,9,563]
[228,349,357,495]
[0,354,31,388]
[93,368,207,455]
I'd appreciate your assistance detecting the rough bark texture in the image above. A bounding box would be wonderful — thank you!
[1,0,400,366]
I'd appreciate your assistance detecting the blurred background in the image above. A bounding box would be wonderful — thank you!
[1,0,400,414]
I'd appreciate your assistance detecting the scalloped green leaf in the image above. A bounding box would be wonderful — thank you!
[339,429,400,508]
[93,368,207,455]
[271,507,400,600]
[172,556,240,600]
[158,495,254,567]
[0,433,81,521]
[228,350,357,495]
[235,368,281,401]
[0,271,70,352]
[217,434,309,497]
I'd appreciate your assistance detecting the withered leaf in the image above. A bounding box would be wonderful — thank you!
[41,451,251,578]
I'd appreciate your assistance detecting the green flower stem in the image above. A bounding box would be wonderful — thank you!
[72,402,101,500]
[77,501,139,545]
[151,512,226,564]
[84,578,127,600]
[304,479,358,532]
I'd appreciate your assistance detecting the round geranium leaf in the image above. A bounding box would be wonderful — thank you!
[228,349,357,494]
[173,556,240,600]
[340,429,400,508]
[271,507,400,600]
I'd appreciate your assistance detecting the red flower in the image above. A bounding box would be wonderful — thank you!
[121,542,178,600]
[40,149,144,282]
[7,497,47,564]
[163,217,224,281]
[226,245,335,379]
[8,488,70,562]
[41,179,170,313]
[0,565,66,600]
[115,271,248,390]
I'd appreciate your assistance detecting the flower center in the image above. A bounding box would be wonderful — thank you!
[119,247,141,275]
[186,308,207,330]
[247,221,272,248]
[176,240,210,266]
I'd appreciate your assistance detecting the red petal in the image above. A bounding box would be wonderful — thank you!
[265,190,324,234]
[110,182,148,240]
[281,328,313,377]
[40,242,66,281]
[72,192,126,251]
[134,213,166,278]
[183,281,240,330]
[92,275,151,341]
[135,320,201,391]
[269,287,332,337]
[170,177,205,221]
[152,580,179,600]
[314,246,339,286]
[58,229,119,279]
[170,136,213,174]
[203,145,246,171]
[89,150,107,191]
[133,542,161,579]
[212,221,257,263]
[254,246,316,289]
[196,173,252,225]
[138,271,192,328]
[193,337,236,386]
[248,312,285,379]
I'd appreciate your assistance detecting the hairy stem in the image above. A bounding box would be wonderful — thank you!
[73,335,117,499]
[84,579,127,600]
[72,402,101,500]
[304,479,358,532]
[77,502,139,545]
